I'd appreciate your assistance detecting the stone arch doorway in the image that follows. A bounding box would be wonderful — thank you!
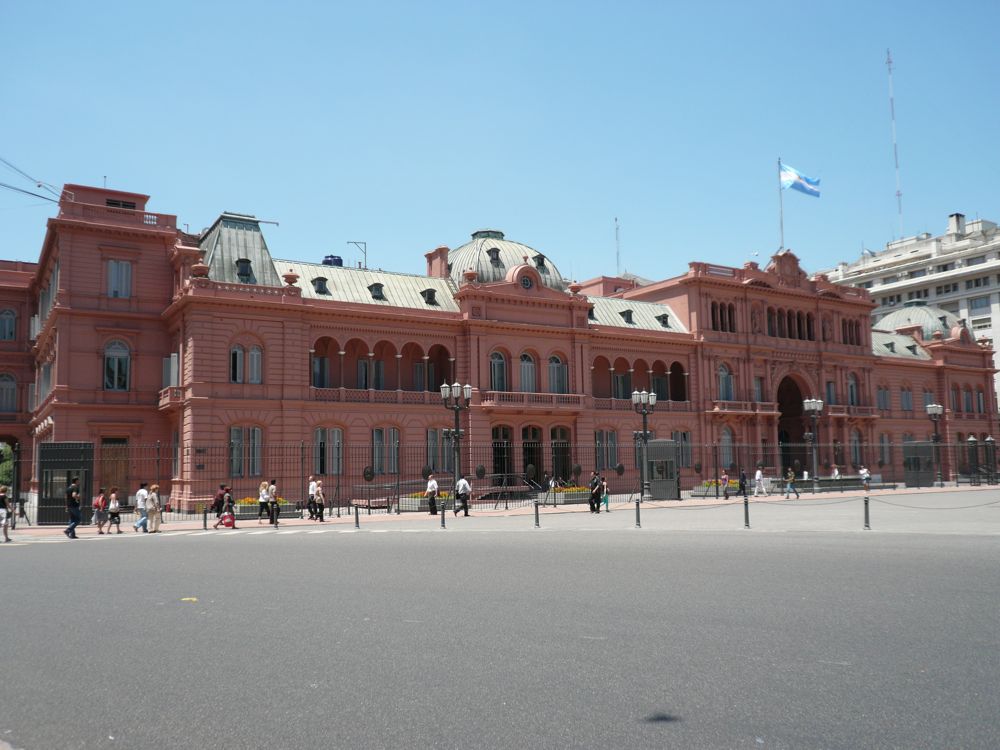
[776,376,808,476]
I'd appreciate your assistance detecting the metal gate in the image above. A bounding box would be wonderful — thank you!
[647,439,681,500]
[902,441,935,488]
[38,442,94,525]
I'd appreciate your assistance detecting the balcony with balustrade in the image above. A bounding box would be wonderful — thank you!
[158,386,183,412]
[480,391,585,411]
[58,201,177,232]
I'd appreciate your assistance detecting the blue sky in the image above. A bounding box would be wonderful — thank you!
[2,1,998,282]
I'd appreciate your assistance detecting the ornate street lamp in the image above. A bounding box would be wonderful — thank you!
[926,403,944,487]
[803,398,824,494]
[631,389,657,500]
[441,382,473,519]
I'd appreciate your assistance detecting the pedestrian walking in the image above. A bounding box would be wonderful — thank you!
[213,485,237,529]
[257,480,270,525]
[425,473,439,515]
[721,470,730,500]
[147,484,162,533]
[546,473,557,507]
[454,474,471,517]
[268,479,280,526]
[860,465,871,493]
[107,487,122,534]
[784,468,800,499]
[65,476,81,539]
[588,471,601,513]
[133,482,149,533]
[738,469,747,498]
[601,474,610,512]
[211,484,226,519]
[315,480,325,521]
[0,485,11,543]
[92,487,109,534]
[753,467,768,497]
[307,475,318,520]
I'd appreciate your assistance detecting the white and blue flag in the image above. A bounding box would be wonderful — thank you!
[779,162,821,197]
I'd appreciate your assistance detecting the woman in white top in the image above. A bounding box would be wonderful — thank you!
[107,486,122,534]
[258,480,270,525]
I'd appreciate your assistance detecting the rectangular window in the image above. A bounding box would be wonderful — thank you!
[936,263,954,273]
[314,427,343,475]
[671,431,692,468]
[0,311,14,340]
[248,347,262,384]
[312,356,329,388]
[107,260,132,299]
[247,427,262,477]
[825,381,836,405]
[966,255,985,266]
[595,430,618,471]
[753,376,764,403]
[373,360,385,390]
[358,360,369,389]
[372,428,400,475]
[901,389,913,411]
[908,269,926,278]
[413,362,425,392]
[879,434,892,466]
[969,295,991,311]
[230,348,244,383]
[978,391,985,413]
[229,426,243,477]
[964,390,974,413]
[612,372,631,400]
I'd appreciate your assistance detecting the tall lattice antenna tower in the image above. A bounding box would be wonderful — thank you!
[887,49,903,237]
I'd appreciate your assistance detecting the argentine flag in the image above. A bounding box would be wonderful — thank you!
[779,162,821,197]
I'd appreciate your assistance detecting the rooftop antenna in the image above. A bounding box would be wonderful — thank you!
[614,217,620,276]
[887,49,903,238]
[347,241,367,269]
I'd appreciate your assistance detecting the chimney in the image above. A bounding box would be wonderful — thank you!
[424,245,451,278]
[948,213,966,236]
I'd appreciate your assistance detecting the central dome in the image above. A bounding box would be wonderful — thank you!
[448,229,567,291]
[878,302,966,339]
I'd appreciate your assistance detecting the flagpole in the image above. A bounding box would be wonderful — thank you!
[777,157,785,251]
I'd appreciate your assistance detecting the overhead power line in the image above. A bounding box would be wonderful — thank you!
[0,181,58,203]
[0,155,61,198]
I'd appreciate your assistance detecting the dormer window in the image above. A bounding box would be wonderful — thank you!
[534,255,547,270]
[235,258,254,284]
[420,288,438,305]
[655,313,671,328]
[311,277,330,295]
[488,248,502,267]
[906,344,917,355]
[588,307,596,321]
[886,342,895,353]
[620,309,634,324]
[368,283,385,300]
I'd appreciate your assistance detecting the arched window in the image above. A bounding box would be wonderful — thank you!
[548,355,568,394]
[711,301,719,331]
[230,345,245,384]
[103,340,130,391]
[720,426,734,470]
[951,386,960,412]
[0,374,15,412]
[519,353,536,393]
[248,346,263,384]
[797,312,805,340]
[850,429,863,467]
[977,389,985,413]
[490,352,507,392]
[729,304,737,333]
[0,309,15,341]
[964,388,974,413]
[767,307,776,337]
[847,374,858,406]
[718,364,734,401]
[807,313,815,341]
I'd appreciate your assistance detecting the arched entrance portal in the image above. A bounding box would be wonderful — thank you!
[776,377,808,476]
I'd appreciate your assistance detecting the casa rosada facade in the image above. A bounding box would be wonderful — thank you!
[1,184,997,505]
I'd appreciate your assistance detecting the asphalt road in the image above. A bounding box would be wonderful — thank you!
[2,497,999,749]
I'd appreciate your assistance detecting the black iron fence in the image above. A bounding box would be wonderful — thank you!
[6,438,997,524]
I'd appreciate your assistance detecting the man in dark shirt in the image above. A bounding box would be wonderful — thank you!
[64,477,81,539]
[589,471,602,514]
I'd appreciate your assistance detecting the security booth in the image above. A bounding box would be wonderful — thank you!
[901,441,935,488]
[37,442,93,525]
[646,439,681,500]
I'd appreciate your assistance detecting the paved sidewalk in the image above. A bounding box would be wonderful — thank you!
[5,483,998,542]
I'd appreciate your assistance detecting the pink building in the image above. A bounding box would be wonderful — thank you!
[2,185,997,513]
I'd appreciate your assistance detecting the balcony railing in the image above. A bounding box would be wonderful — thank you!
[311,387,438,405]
[59,201,177,230]
[593,397,691,411]
[158,387,183,411]
[848,405,877,417]
[481,391,585,409]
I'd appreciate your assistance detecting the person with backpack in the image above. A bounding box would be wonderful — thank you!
[92,487,109,535]
[107,486,122,534]
[784,468,800,499]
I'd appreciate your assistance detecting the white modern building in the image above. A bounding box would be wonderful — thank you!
[825,212,1000,396]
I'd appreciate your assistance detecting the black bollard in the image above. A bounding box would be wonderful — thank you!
[864,494,870,530]
[635,498,641,529]
[744,493,750,529]
[534,500,540,528]
[203,506,207,530]
[441,501,446,529]
[354,504,360,529]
